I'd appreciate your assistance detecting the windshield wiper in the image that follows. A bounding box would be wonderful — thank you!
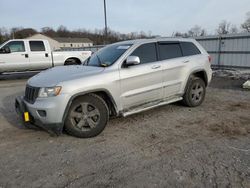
[96,54,108,67]
[87,54,108,67]
[100,63,108,67]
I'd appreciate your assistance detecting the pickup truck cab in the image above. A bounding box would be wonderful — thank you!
[0,39,91,73]
[15,38,212,138]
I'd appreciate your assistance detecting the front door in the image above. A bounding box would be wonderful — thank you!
[0,41,30,72]
[119,43,163,110]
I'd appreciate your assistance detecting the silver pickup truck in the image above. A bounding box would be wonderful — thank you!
[0,39,91,74]
[15,38,212,138]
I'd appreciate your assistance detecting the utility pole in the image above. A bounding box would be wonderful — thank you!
[103,0,108,43]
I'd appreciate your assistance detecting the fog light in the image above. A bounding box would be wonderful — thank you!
[37,110,46,117]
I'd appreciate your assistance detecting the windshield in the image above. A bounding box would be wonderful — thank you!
[86,43,132,67]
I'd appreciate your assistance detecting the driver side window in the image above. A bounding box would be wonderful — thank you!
[131,43,157,64]
[4,41,25,52]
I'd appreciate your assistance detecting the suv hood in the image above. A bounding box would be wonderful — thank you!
[28,65,104,87]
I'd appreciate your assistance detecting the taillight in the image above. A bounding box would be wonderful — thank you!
[208,55,212,63]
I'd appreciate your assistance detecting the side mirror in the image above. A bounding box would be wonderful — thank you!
[1,46,11,53]
[5,46,11,53]
[125,56,140,66]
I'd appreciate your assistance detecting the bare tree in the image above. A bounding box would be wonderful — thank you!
[14,28,37,38]
[188,25,206,37]
[10,27,22,39]
[242,12,250,32]
[216,20,231,35]
[0,27,9,43]
[0,28,3,43]
[200,29,207,36]
[173,25,206,38]
[230,25,239,34]
[57,25,70,37]
[41,27,57,37]
[0,25,154,45]
[173,32,189,37]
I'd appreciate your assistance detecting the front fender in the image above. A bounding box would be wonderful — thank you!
[61,88,118,124]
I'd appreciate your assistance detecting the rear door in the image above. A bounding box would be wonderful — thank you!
[119,42,163,110]
[28,40,52,70]
[0,40,30,72]
[158,41,187,98]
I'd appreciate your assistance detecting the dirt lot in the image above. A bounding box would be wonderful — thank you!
[0,74,250,188]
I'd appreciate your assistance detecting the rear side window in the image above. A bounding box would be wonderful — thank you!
[131,43,157,64]
[180,42,201,56]
[5,41,25,52]
[158,43,182,60]
[29,41,45,51]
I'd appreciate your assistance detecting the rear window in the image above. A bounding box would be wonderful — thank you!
[29,41,45,51]
[158,43,182,60]
[180,42,201,56]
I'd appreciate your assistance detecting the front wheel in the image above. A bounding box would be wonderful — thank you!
[65,94,109,138]
[182,77,206,107]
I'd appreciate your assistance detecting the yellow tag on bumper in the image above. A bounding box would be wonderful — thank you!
[24,112,30,122]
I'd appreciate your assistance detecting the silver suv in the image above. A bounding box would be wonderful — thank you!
[15,38,212,138]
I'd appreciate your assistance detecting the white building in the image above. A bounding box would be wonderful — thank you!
[27,34,93,50]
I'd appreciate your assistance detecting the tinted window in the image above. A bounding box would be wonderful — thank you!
[29,41,45,51]
[5,41,25,52]
[131,43,157,64]
[180,42,201,56]
[158,43,182,60]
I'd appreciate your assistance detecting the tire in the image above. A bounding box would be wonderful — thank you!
[65,94,109,138]
[182,76,206,107]
[64,58,81,65]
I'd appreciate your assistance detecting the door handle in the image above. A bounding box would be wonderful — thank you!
[45,53,49,57]
[21,54,29,58]
[183,60,190,63]
[151,65,161,69]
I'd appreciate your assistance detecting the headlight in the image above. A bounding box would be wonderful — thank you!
[38,86,62,98]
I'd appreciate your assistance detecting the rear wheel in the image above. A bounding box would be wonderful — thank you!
[182,76,206,107]
[65,94,109,138]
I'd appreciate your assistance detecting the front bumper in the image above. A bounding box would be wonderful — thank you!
[15,96,65,135]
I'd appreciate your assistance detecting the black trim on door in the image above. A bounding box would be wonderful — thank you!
[155,42,160,61]
[157,41,180,45]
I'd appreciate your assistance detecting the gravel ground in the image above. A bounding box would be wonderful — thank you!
[0,75,250,188]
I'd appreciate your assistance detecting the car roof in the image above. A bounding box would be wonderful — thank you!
[115,37,196,46]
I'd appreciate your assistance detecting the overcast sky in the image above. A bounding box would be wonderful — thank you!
[0,0,250,36]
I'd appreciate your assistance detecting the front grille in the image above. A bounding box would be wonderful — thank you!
[24,85,40,104]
